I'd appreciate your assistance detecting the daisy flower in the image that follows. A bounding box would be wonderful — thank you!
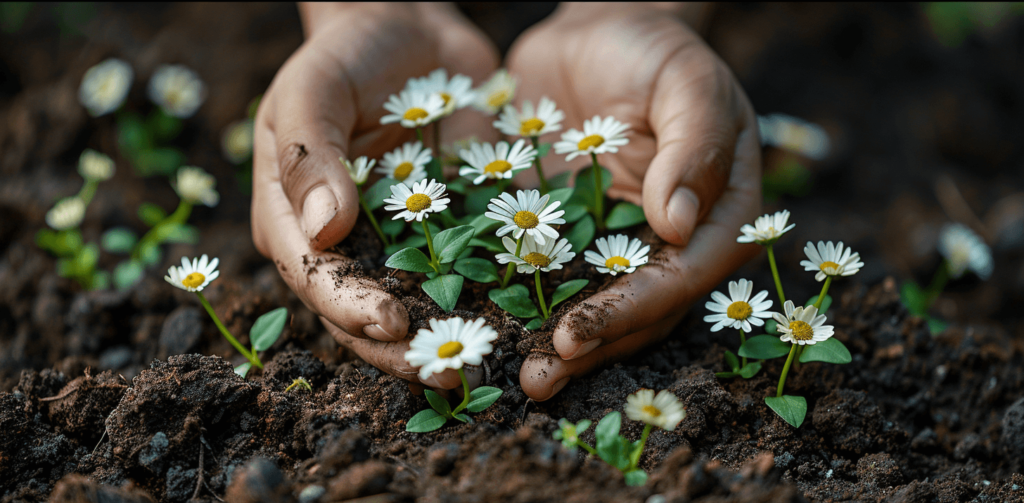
[493,97,564,138]
[221,119,254,164]
[737,210,795,245]
[773,300,834,346]
[938,223,993,280]
[404,317,498,381]
[800,241,864,282]
[78,149,115,182]
[46,197,86,230]
[472,69,516,114]
[164,254,220,293]
[484,190,565,245]
[148,64,206,119]
[380,90,444,129]
[496,235,574,274]
[406,68,474,116]
[174,166,220,207]
[584,235,650,276]
[383,179,449,222]
[458,139,537,185]
[79,58,133,117]
[703,279,774,333]
[625,389,686,431]
[377,141,430,186]
[344,156,375,186]
[553,115,630,162]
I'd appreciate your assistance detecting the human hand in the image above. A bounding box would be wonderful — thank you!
[251,2,498,390]
[505,3,764,400]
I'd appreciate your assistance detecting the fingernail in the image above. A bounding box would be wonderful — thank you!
[364,323,401,342]
[546,377,570,400]
[667,186,700,245]
[567,338,602,360]
[302,185,338,244]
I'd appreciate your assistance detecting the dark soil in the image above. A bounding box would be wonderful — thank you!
[3,3,1024,503]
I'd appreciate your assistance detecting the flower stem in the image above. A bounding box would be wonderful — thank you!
[78,180,99,206]
[422,219,439,271]
[534,269,550,319]
[813,276,833,311]
[531,136,550,194]
[359,193,390,245]
[776,344,798,397]
[432,120,445,182]
[739,329,747,367]
[196,291,262,368]
[500,235,524,288]
[451,368,472,415]
[132,200,193,261]
[926,260,951,307]
[590,153,605,230]
[576,441,597,456]
[766,244,786,305]
[630,424,653,468]
[416,127,424,144]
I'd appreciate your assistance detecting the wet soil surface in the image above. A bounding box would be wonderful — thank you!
[3,3,1024,502]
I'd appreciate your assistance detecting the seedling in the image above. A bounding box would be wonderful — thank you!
[704,279,773,379]
[285,377,312,393]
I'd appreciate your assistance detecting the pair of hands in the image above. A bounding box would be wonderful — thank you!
[251,2,762,401]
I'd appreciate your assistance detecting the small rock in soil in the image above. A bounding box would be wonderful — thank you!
[50,474,154,503]
[1000,397,1024,457]
[225,458,293,503]
[856,452,903,487]
[158,307,203,358]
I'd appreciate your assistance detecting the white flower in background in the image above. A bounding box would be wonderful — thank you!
[496,235,575,274]
[703,279,774,333]
[174,166,219,207]
[584,235,650,276]
[45,197,86,230]
[493,97,564,138]
[343,156,375,186]
[553,115,630,162]
[164,254,220,293]
[472,69,516,114]
[404,317,498,381]
[221,119,254,164]
[458,139,537,185]
[381,90,444,128]
[78,149,115,181]
[383,179,449,222]
[800,241,864,282]
[773,300,833,346]
[406,68,474,116]
[377,141,430,187]
[938,223,993,280]
[757,113,831,161]
[737,210,795,245]
[485,189,565,245]
[79,58,133,117]
[148,64,206,119]
[625,389,686,431]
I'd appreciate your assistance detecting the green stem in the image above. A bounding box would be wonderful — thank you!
[196,292,261,368]
[500,235,524,288]
[132,200,193,260]
[926,260,950,307]
[534,269,550,319]
[530,136,550,194]
[590,153,605,230]
[739,329,747,367]
[630,424,653,468]
[451,368,472,415]
[433,121,442,166]
[576,441,597,456]
[359,193,390,245]
[766,244,786,305]
[422,219,439,271]
[813,276,833,312]
[78,180,98,206]
[416,127,424,144]
[776,344,798,397]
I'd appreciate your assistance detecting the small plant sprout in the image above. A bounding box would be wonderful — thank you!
[762,301,835,427]
[377,141,430,187]
[458,139,537,186]
[471,68,516,115]
[705,279,773,378]
[345,156,389,245]
[584,234,650,276]
[737,210,796,304]
[79,58,133,117]
[403,318,503,432]
[554,115,630,229]
[148,64,207,119]
[165,255,288,378]
[285,377,312,393]
[552,418,595,453]
[493,97,564,193]
[496,235,576,320]
[485,190,565,288]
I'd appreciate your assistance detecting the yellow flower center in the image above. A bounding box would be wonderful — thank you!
[819,261,840,273]
[437,341,463,358]
[577,134,605,151]
[406,193,432,212]
[440,92,452,106]
[484,160,513,176]
[394,162,415,181]
[514,211,539,229]
[403,107,429,121]
[789,320,814,340]
[642,405,662,417]
[727,301,753,320]
[487,90,509,108]
[520,118,545,136]
[605,256,630,270]
[523,252,551,268]
[182,272,205,289]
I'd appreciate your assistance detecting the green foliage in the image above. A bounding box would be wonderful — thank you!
[138,202,167,226]
[764,395,807,428]
[101,228,137,253]
[250,307,288,352]
[624,470,648,487]
[433,225,474,263]
[113,260,144,291]
[465,185,500,216]
[762,157,812,202]
[467,214,500,237]
[536,142,552,158]
[524,318,544,330]
[380,218,405,237]
[605,202,646,230]
[548,171,572,190]
[571,164,613,211]
[488,284,540,318]
[799,338,851,364]
[899,281,930,316]
[386,248,435,273]
[466,386,503,412]
[423,274,464,312]
[552,418,592,450]
[765,319,780,335]
[453,258,498,283]
[425,390,451,416]
[716,350,762,379]
[406,409,448,433]
[234,362,252,378]
[363,178,395,211]
[551,279,588,310]
[0,2,33,34]
[595,412,630,470]
[564,214,596,253]
[804,294,833,313]
[738,335,791,359]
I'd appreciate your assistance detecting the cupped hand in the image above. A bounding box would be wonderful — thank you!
[505,3,764,400]
[251,2,498,390]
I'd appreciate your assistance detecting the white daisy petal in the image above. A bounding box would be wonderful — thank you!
[938,223,992,280]
[586,235,648,276]
[737,210,795,245]
[403,317,499,381]
[625,389,686,431]
[164,254,220,292]
[801,240,863,282]
[703,279,775,333]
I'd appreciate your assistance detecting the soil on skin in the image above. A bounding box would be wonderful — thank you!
[3,3,1024,503]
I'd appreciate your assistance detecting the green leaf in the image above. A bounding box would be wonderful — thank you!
[90,271,110,291]
[927,316,949,336]
[433,225,475,263]
[624,469,648,487]
[453,413,472,423]
[738,335,791,359]
[250,307,288,351]
[545,187,575,209]
[423,275,464,312]
[804,294,833,313]
[765,319,780,335]
[571,164,613,210]
[545,188,587,224]
[798,338,851,364]
[234,362,252,378]
[364,178,396,211]
[386,248,435,273]
[380,218,404,237]
[465,185,500,216]
[446,177,469,195]
[426,156,443,183]
[595,411,622,449]
[468,214,500,237]
[159,223,200,244]
[138,202,167,227]
[738,361,762,378]
[723,350,740,372]
[548,171,572,189]
[117,112,153,156]
[576,419,592,433]
[562,204,589,224]
[488,285,539,318]
[147,108,184,141]
[469,235,504,253]
[454,258,498,283]
[35,229,58,253]
[537,142,552,157]
[466,386,503,413]
[551,279,588,308]
[900,281,930,316]
[606,202,647,230]
[715,371,739,379]
[113,260,144,291]
[138,240,161,266]
[595,412,629,470]
[524,318,543,330]
[411,220,441,236]
[564,214,596,254]
[134,147,185,177]
[406,409,448,432]
[424,390,452,416]
[101,227,137,254]
[77,243,99,271]
[764,395,807,428]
